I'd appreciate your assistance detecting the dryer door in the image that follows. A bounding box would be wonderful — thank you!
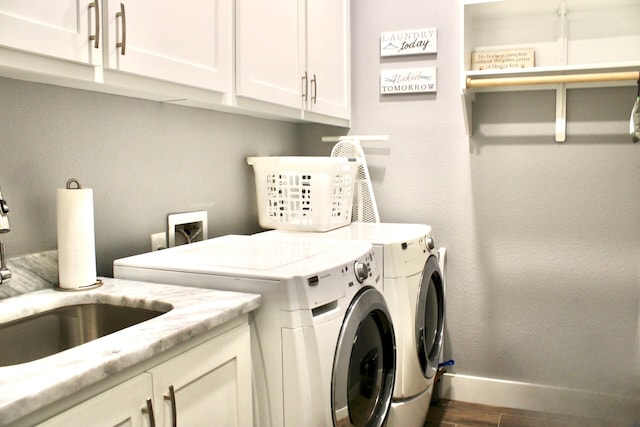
[332,287,396,427]
[415,255,445,379]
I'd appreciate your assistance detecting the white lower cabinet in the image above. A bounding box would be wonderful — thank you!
[149,321,252,427]
[36,320,251,427]
[36,374,153,427]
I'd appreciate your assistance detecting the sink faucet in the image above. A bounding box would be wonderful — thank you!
[0,185,10,284]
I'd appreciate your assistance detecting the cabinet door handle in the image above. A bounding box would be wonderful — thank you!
[116,2,126,55]
[142,398,157,427]
[302,71,308,101]
[89,2,100,49]
[164,385,177,427]
[311,74,317,104]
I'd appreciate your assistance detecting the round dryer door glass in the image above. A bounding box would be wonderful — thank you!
[332,287,395,427]
[415,255,445,379]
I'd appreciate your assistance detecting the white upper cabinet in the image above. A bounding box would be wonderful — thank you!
[306,0,351,120]
[235,0,305,110]
[236,0,351,124]
[0,0,102,66]
[103,0,232,93]
[0,0,348,125]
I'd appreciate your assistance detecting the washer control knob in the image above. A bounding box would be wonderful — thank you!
[426,237,435,250]
[354,261,370,283]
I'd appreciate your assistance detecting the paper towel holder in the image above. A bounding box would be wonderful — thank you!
[66,178,82,189]
[54,178,103,292]
[55,279,104,292]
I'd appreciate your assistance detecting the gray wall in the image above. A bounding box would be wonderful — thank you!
[1,0,638,419]
[0,77,322,275]
[303,0,640,417]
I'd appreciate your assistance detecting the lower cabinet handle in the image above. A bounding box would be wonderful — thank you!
[164,385,177,427]
[116,2,127,55]
[142,398,156,427]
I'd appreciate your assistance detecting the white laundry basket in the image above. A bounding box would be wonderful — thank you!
[247,156,358,231]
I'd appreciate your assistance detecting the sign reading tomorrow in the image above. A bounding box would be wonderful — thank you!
[380,68,437,94]
[380,28,437,57]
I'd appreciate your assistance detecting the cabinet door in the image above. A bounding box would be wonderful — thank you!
[36,374,154,427]
[104,0,232,92]
[236,0,305,109]
[306,0,350,119]
[149,324,252,427]
[0,0,101,65]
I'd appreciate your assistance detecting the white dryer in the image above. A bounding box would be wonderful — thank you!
[258,223,446,427]
[113,234,396,427]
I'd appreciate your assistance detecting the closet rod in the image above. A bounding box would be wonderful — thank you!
[466,70,640,89]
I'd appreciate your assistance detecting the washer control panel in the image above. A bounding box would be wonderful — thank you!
[299,250,381,311]
[354,251,380,288]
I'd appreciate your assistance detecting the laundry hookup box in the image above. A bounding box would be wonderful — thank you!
[247,156,358,232]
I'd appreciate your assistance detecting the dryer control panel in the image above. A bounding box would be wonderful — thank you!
[386,233,434,278]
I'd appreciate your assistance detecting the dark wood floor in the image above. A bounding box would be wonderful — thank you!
[425,400,625,427]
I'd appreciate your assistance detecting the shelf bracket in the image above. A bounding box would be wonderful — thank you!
[462,91,474,137]
[555,84,567,142]
[555,1,568,142]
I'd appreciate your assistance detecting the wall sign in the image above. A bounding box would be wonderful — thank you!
[471,49,535,70]
[380,28,437,57]
[380,68,437,94]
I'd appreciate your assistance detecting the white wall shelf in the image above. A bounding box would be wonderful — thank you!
[462,0,640,142]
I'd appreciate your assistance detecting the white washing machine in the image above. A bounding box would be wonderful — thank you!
[113,234,396,427]
[258,223,446,427]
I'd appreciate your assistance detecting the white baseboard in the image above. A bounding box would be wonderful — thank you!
[439,373,640,425]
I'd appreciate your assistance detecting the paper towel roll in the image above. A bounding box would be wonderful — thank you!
[56,180,97,289]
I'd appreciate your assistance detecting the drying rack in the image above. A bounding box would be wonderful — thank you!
[466,70,640,90]
[464,67,640,143]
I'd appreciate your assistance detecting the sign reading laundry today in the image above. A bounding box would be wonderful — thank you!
[380,68,437,94]
[380,28,437,57]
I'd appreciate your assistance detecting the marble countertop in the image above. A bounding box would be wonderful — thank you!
[0,277,261,425]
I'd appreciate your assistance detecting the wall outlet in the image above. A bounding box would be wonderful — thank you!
[151,232,167,251]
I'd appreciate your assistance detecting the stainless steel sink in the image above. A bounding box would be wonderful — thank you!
[0,303,168,366]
